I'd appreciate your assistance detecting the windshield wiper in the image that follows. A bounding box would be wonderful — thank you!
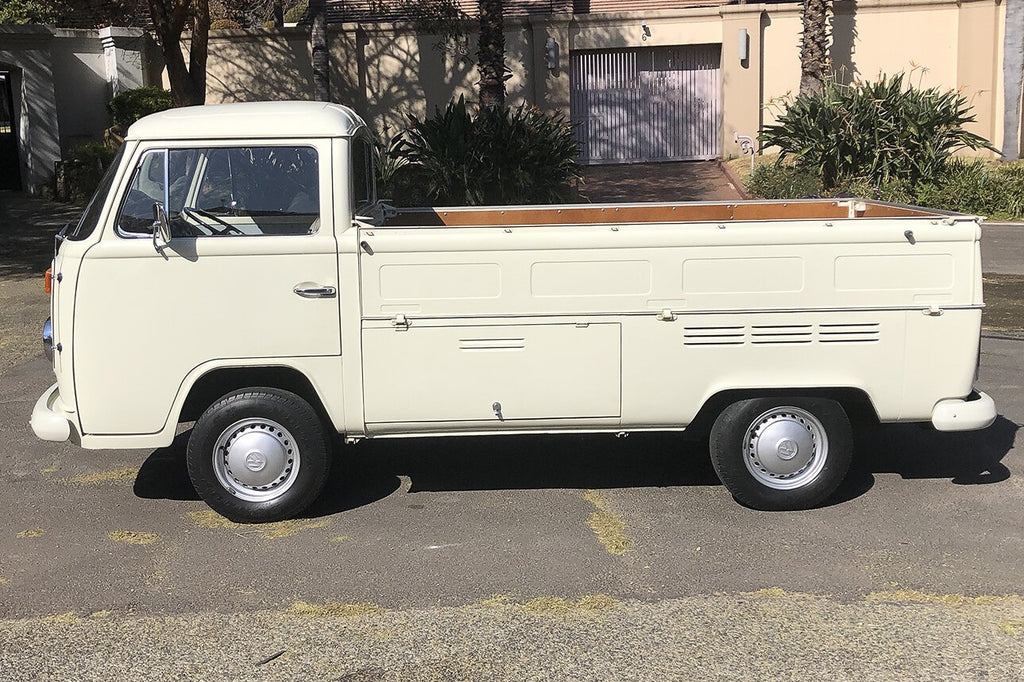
[181,207,242,236]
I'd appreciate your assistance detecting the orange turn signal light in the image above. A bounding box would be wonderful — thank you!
[44,268,52,295]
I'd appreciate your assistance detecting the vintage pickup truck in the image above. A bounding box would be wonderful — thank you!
[30,101,997,522]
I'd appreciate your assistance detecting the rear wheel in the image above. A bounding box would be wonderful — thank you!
[709,397,852,510]
[187,388,330,523]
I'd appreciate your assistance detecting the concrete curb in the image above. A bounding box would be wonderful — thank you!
[717,160,751,200]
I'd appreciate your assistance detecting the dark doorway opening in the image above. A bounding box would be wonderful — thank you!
[0,71,22,190]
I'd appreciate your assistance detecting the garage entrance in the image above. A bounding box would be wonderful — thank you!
[0,71,20,190]
[570,45,722,165]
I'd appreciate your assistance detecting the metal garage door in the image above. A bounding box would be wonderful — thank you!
[570,45,722,164]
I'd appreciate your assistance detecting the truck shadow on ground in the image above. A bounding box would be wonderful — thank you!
[133,416,1018,516]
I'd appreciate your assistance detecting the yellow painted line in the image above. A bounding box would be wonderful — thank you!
[581,489,634,555]
[107,530,159,546]
[286,601,384,618]
[186,510,329,539]
[1000,618,1024,636]
[67,467,138,484]
[16,528,44,539]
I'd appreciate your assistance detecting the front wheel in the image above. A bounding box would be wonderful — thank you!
[709,397,852,510]
[187,388,331,523]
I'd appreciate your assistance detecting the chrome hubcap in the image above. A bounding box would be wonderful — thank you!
[212,418,300,502]
[743,407,828,490]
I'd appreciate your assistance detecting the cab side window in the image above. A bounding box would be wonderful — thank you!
[116,146,321,238]
[351,136,375,212]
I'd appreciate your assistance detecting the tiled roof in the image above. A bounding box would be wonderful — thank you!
[322,0,730,24]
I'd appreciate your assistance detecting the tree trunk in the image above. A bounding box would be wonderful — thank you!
[799,0,831,96]
[146,0,210,106]
[187,0,209,105]
[477,0,506,108]
[1002,0,1024,160]
[309,0,330,102]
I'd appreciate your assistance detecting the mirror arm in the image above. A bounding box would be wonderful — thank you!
[152,202,171,253]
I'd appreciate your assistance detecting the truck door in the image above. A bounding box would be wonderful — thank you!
[73,142,341,435]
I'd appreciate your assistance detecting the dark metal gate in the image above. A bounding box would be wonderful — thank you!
[0,72,21,191]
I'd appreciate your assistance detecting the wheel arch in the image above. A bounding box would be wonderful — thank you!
[685,386,879,441]
[178,365,333,430]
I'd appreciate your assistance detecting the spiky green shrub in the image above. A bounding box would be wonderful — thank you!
[761,72,995,189]
[392,97,582,206]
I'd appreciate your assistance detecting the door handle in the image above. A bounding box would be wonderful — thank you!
[293,284,337,299]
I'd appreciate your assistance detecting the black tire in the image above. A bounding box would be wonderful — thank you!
[709,397,852,511]
[186,387,331,523]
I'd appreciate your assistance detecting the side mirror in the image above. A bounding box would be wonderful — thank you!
[152,202,171,251]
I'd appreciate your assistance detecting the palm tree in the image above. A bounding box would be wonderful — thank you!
[799,0,831,96]
[309,0,329,101]
[476,0,506,108]
[1003,0,1023,160]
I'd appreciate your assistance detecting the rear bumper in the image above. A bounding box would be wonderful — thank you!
[30,383,75,442]
[931,390,997,432]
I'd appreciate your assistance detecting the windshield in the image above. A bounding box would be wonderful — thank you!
[66,146,125,242]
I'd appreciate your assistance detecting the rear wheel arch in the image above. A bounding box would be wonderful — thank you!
[685,386,879,441]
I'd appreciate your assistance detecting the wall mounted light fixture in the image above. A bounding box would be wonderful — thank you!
[738,28,750,62]
[641,21,651,41]
[545,37,559,71]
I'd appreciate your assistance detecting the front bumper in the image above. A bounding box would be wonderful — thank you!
[931,390,997,432]
[30,383,74,442]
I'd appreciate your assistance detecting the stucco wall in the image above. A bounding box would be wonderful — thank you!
[196,0,1013,160]
[0,26,151,193]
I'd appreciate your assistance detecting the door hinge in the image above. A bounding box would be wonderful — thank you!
[391,313,410,331]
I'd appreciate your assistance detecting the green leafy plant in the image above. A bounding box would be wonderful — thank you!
[395,97,582,206]
[0,0,67,23]
[915,159,1024,220]
[283,1,307,22]
[106,86,173,128]
[761,71,996,189]
[747,163,822,200]
[63,142,119,202]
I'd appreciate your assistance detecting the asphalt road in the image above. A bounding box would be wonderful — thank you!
[1,204,1021,679]
[1,335,1022,679]
[983,223,1024,274]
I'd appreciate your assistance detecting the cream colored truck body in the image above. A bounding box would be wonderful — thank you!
[30,102,996,513]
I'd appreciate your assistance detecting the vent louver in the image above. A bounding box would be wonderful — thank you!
[682,321,881,347]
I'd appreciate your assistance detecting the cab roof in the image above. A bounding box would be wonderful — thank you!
[126,101,367,141]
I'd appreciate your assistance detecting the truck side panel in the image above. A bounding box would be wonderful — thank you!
[357,218,979,431]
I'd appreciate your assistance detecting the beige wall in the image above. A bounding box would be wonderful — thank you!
[1,25,151,193]
[759,0,1005,157]
[201,0,1012,160]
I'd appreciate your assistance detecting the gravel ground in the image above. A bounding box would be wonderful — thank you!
[2,592,1023,681]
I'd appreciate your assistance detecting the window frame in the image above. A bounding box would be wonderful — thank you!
[114,143,324,240]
